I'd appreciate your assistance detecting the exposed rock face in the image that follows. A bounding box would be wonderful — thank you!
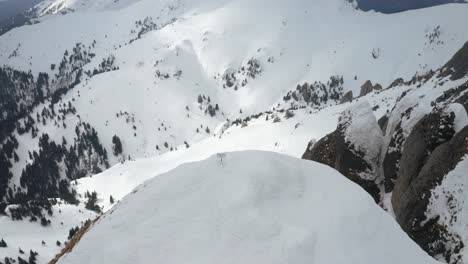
[393,126,468,263]
[377,113,389,134]
[388,77,404,89]
[435,81,468,113]
[383,106,416,192]
[335,102,383,202]
[301,132,336,167]
[340,90,353,104]
[392,109,456,215]
[303,101,383,202]
[439,41,468,80]
[360,80,374,96]
[360,80,383,97]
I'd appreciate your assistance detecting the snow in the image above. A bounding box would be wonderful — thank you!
[0,0,467,262]
[59,151,439,264]
[425,156,468,263]
[447,103,468,133]
[0,201,97,264]
[339,100,383,180]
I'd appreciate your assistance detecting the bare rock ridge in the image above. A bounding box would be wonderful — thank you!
[302,41,468,263]
[440,41,468,81]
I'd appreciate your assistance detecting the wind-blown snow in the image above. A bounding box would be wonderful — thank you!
[59,151,438,264]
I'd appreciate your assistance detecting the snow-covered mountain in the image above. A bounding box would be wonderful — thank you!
[55,151,440,264]
[0,0,467,263]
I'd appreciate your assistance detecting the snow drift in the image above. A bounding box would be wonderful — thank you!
[57,151,438,264]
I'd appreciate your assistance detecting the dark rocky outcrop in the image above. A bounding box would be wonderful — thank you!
[340,90,353,104]
[303,102,382,202]
[435,81,468,113]
[335,125,381,202]
[382,106,416,192]
[388,77,405,89]
[360,80,383,97]
[301,132,336,168]
[393,126,468,262]
[377,113,389,134]
[439,41,468,81]
[392,109,456,215]
[360,80,374,97]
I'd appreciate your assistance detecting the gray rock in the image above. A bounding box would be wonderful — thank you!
[360,80,374,97]
[439,41,468,81]
[393,126,468,261]
[303,103,383,202]
[301,132,336,168]
[335,122,381,202]
[377,113,389,134]
[382,107,415,192]
[340,90,353,104]
[393,109,456,215]
[435,81,468,113]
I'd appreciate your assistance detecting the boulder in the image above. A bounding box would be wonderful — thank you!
[301,132,336,168]
[340,90,353,104]
[373,83,383,91]
[360,80,374,97]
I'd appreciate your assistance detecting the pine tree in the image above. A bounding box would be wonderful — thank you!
[0,238,7,247]
[112,135,123,156]
[29,250,38,264]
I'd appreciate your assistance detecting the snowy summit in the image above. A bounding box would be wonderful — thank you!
[57,151,439,264]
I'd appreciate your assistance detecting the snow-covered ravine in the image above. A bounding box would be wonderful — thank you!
[58,151,440,264]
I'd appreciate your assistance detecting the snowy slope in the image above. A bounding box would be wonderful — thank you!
[58,151,439,264]
[2,65,462,263]
[0,0,468,263]
[3,0,468,194]
[0,202,97,264]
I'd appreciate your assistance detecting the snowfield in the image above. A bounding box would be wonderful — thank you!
[59,151,439,264]
[0,0,467,262]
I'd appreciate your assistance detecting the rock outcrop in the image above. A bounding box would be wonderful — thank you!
[393,126,468,263]
[301,132,336,167]
[360,80,374,96]
[360,80,383,97]
[377,112,389,134]
[303,101,383,202]
[392,109,456,215]
[439,41,468,81]
[340,90,353,104]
